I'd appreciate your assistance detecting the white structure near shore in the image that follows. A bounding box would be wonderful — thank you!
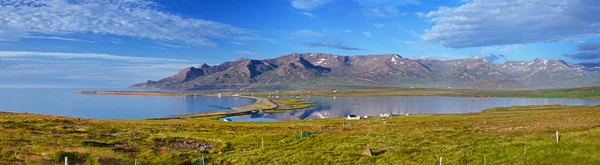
[346,115,361,120]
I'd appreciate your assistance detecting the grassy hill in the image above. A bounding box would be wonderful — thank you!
[2,104,600,164]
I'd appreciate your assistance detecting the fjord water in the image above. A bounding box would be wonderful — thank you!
[0,88,254,119]
[1,88,599,120]
[244,96,600,120]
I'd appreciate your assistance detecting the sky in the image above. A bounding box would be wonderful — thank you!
[0,0,599,88]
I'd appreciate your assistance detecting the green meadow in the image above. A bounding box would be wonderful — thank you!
[2,104,600,164]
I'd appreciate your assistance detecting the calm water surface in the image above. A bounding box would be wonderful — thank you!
[1,88,599,120]
[239,96,600,120]
[0,88,254,119]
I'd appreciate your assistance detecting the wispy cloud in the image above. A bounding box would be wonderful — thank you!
[564,51,600,60]
[0,51,189,63]
[577,42,600,51]
[301,40,368,50]
[344,29,352,33]
[408,30,419,37]
[0,58,200,88]
[148,46,166,50]
[294,29,325,37]
[564,42,600,61]
[422,0,600,48]
[53,74,119,81]
[393,39,429,50]
[362,32,372,37]
[235,49,262,58]
[356,0,421,17]
[362,6,399,17]
[23,36,95,43]
[110,39,124,44]
[157,43,191,49]
[0,24,26,41]
[291,0,332,11]
[0,0,263,47]
[373,24,385,28]
[302,12,314,17]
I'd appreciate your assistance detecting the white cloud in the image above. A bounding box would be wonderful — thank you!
[373,24,385,28]
[235,49,260,56]
[362,32,372,37]
[344,29,352,33]
[110,39,124,44]
[0,53,199,87]
[54,74,118,81]
[480,45,524,56]
[294,29,324,37]
[157,43,191,49]
[0,51,189,63]
[0,0,260,47]
[422,0,600,48]
[418,53,467,60]
[362,6,399,17]
[291,0,332,11]
[302,12,314,17]
[393,39,430,51]
[23,36,95,43]
[0,24,26,41]
[408,30,419,37]
[301,40,368,51]
[148,46,166,50]
[234,49,264,58]
[355,0,419,7]
[116,63,200,70]
[414,12,425,18]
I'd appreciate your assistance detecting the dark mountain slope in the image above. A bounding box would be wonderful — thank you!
[131,53,600,90]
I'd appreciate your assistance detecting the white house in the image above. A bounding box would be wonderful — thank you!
[346,115,361,120]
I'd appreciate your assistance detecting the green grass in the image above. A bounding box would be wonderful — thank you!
[266,98,315,112]
[2,104,600,164]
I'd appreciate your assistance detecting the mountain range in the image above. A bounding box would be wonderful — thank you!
[131,53,600,90]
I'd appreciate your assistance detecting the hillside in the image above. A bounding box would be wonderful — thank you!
[2,105,600,164]
[131,53,600,90]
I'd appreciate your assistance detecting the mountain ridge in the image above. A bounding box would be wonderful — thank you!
[131,53,600,90]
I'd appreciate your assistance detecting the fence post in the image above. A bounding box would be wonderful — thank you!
[261,138,264,149]
[556,131,559,143]
[484,154,486,165]
[135,158,138,165]
[439,156,442,165]
[65,157,68,165]
[524,145,526,155]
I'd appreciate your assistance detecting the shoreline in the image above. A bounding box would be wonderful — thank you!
[76,86,600,99]
[74,87,599,120]
[76,90,278,120]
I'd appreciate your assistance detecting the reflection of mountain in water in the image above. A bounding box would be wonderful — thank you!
[243,96,600,121]
[250,103,333,120]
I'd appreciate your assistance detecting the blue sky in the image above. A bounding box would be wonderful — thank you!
[0,0,599,88]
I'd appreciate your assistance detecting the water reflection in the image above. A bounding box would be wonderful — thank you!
[0,88,255,119]
[239,96,600,121]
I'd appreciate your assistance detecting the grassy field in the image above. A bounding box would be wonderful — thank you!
[266,98,315,112]
[2,104,600,164]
